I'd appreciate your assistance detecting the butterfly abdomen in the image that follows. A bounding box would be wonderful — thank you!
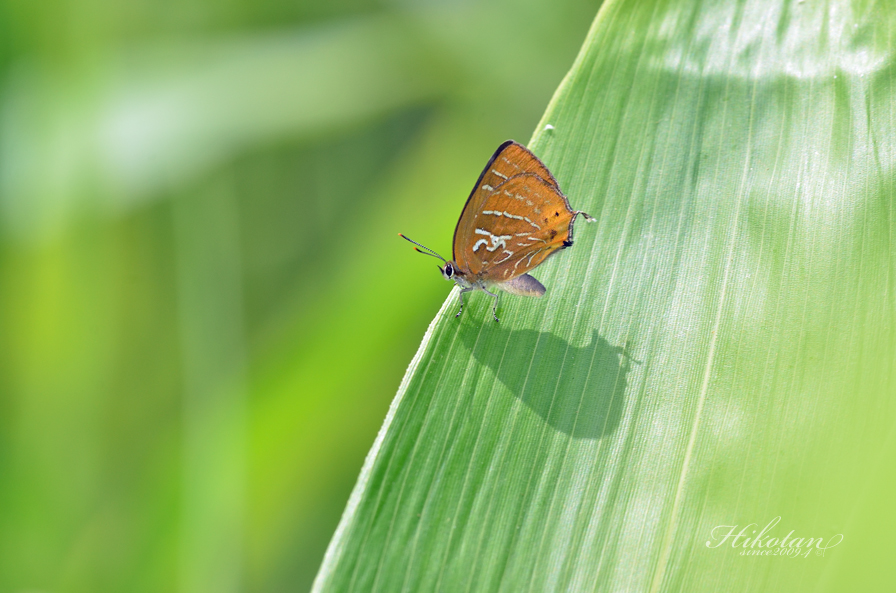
[498,273,546,297]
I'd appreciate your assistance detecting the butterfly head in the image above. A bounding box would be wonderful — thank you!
[439,261,472,289]
[440,261,456,281]
[399,234,474,288]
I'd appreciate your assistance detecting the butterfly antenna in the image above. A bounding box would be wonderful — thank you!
[398,233,446,262]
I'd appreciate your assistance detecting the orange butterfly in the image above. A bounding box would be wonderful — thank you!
[401,140,594,321]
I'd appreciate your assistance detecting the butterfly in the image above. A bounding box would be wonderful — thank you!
[400,140,594,322]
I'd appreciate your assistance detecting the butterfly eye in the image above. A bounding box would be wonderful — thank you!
[445,263,454,278]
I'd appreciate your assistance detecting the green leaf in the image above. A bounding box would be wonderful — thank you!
[314,0,896,590]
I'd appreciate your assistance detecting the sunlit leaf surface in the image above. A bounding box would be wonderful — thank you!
[314,1,896,591]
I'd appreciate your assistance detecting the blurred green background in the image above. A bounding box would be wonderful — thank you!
[0,0,600,591]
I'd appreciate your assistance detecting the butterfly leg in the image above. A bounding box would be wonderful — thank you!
[482,289,500,322]
[456,288,473,318]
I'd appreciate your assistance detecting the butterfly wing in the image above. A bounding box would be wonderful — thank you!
[453,143,557,263]
[453,142,562,276]
[453,170,582,283]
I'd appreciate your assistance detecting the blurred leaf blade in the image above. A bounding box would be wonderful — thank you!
[314,0,896,591]
[0,17,446,240]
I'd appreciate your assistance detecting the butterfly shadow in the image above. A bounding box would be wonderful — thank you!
[459,325,632,440]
